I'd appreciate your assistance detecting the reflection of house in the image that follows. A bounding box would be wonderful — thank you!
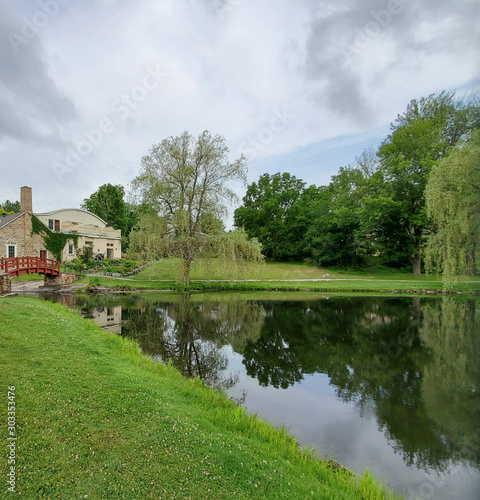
[0,187,121,261]
[89,305,122,334]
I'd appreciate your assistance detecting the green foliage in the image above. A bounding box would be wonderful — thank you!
[372,91,480,273]
[234,172,320,260]
[127,209,173,260]
[132,130,249,284]
[0,199,19,214]
[76,244,94,263]
[31,214,78,262]
[425,130,480,278]
[198,228,265,280]
[307,167,368,267]
[1,199,20,213]
[0,298,399,499]
[81,183,138,250]
[88,276,102,287]
[81,183,127,231]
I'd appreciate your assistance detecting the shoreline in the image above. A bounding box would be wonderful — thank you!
[0,297,400,499]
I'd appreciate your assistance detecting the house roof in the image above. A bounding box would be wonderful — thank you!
[35,208,109,227]
[0,211,25,229]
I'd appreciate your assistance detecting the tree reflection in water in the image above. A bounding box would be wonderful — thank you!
[121,294,265,391]
[63,293,479,473]
[242,296,479,471]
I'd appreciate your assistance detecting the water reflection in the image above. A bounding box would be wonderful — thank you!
[121,294,265,390]
[47,292,480,497]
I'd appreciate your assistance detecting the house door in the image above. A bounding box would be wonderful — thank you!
[40,250,47,260]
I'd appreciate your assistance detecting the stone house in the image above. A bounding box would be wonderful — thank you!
[0,187,49,260]
[0,187,122,261]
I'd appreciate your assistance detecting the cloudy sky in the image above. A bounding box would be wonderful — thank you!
[0,0,479,221]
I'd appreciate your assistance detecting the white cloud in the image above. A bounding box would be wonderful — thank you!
[0,0,479,214]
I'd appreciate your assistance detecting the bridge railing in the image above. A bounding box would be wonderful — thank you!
[0,256,61,277]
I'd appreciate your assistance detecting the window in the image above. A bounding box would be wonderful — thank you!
[7,245,16,258]
[55,220,60,232]
[48,219,54,230]
[68,244,74,255]
[40,250,47,260]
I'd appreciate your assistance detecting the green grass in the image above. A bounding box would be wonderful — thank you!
[77,259,479,294]
[0,298,399,499]
[11,273,44,282]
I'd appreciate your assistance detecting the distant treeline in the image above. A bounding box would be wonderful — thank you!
[234,92,480,276]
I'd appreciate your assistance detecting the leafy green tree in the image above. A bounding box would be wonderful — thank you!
[82,183,127,230]
[132,131,257,284]
[82,185,145,252]
[0,200,20,213]
[307,167,367,267]
[234,172,316,260]
[425,131,480,277]
[373,92,480,273]
[127,210,173,260]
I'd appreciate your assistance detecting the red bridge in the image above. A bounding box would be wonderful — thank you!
[0,257,61,278]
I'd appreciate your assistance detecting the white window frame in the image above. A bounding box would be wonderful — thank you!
[48,219,54,230]
[7,244,16,258]
[68,244,74,255]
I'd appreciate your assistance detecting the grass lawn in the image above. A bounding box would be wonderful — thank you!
[11,273,44,282]
[0,297,399,499]
[77,259,479,294]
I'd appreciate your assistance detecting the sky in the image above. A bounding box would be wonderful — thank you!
[0,0,479,223]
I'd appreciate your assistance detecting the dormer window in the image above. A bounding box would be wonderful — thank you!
[48,219,60,231]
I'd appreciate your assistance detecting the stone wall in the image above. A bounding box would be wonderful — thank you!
[0,272,12,294]
[0,213,49,259]
[44,273,84,286]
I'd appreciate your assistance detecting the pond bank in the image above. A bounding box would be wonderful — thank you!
[0,297,399,499]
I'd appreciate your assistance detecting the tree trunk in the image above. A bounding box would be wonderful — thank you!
[181,256,192,285]
[412,252,422,275]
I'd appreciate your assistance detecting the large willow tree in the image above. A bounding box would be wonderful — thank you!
[425,130,480,278]
[132,131,262,284]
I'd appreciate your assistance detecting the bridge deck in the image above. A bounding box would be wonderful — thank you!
[0,257,61,278]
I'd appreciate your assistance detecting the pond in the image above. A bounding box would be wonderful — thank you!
[42,292,480,499]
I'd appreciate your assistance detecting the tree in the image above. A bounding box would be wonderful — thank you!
[425,131,480,277]
[307,167,368,267]
[0,200,20,213]
[132,130,253,284]
[375,92,479,274]
[82,183,138,251]
[127,209,173,260]
[234,172,313,260]
[82,183,127,230]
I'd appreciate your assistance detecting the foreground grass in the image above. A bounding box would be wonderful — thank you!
[0,298,399,499]
[77,260,479,293]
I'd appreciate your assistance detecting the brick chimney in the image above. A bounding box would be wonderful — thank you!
[20,186,33,212]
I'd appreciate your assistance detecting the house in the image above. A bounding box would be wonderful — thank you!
[0,187,48,260]
[0,187,122,261]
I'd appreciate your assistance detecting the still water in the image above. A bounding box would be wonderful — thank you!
[45,292,480,499]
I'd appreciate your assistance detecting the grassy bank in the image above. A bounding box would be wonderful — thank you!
[0,298,399,499]
[77,260,479,294]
